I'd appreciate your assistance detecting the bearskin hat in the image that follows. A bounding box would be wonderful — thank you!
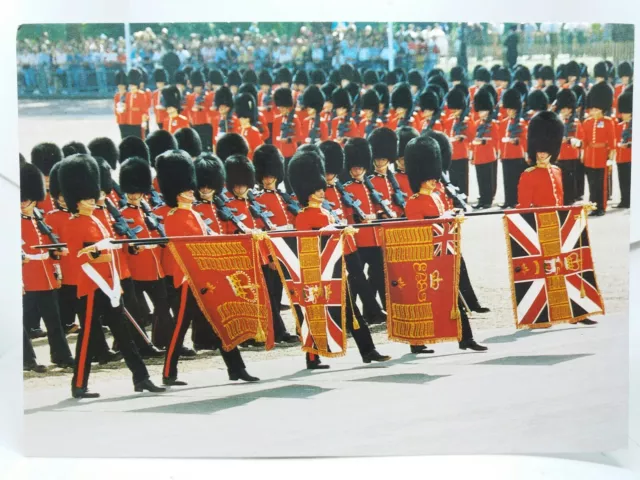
[428,75,450,98]
[473,67,491,83]
[344,137,372,171]
[161,85,181,110]
[88,137,118,170]
[194,153,226,194]
[368,127,398,162]
[473,87,494,112]
[234,93,258,123]
[407,69,424,89]
[238,82,259,102]
[19,153,26,167]
[420,89,440,112]
[301,85,325,112]
[544,85,559,104]
[346,82,361,103]
[491,64,502,78]
[226,70,242,87]
[425,130,452,172]
[527,90,549,112]
[572,85,586,109]
[453,82,469,100]
[146,130,178,168]
[594,61,609,79]
[362,89,380,112]
[362,70,378,86]
[501,88,522,111]
[174,70,187,86]
[539,65,554,82]
[242,69,258,85]
[565,61,581,79]
[450,66,466,83]
[274,87,294,108]
[481,83,498,104]
[332,87,352,111]
[319,140,344,175]
[605,60,615,79]
[619,61,633,78]
[96,157,113,195]
[385,71,398,87]
[512,81,529,103]
[339,64,356,83]
[514,65,532,84]
[216,133,249,162]
[397,126,419,159]
[496,66,511,83]
[393,67,407,83]
[426,83,445,105]
[215,86,234,108]
[310,69,326,86]
[321,82,337,103]
[586,81,614,111]
[618,88,633,114]
[258,70,273,86]
[153,68,168,84]
[190,70,205,88]
[533,63,543,79]
[374,82,390,109]
[391,83,413,110]
[20,162,45,203]
[428,68,445,80]
[527,111,564,163]
[275,67,293,85]
[115,70,127,86]
[127,68,141,86]
[446,87,467,110]
[329,69,341,85]
[293,70,310,86]
[225,154,255,190]
[555,88,577,111]
[155,150,196,208]
[288,151,327,207]
[174,127,203,158]
[47,162,62,199]
[405,136,442,194]
[555,64,567,81]
[62,141,88,158]
[209,69,225,86]
[253,144,285,184]
[119,157,152,194]
[58,154,101,213]
[119,136,150,164]
[31,142,62,176]
[580,63,589,79]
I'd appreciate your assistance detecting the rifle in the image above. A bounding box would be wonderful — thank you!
[247,190,276,231]
[386,170,407,210]
[622,119,633,145]
[148,184,164,208]
[213,194,251,234]
[363,175,396,218]
[280,109,296,144]
[335,180,368,223]
[104,197,143,240]
[33,208,60,246]
[111,181,128,209]
[423,96,445,133]
[441,171,472,212]
[278,190,302,216]
[337,115,350,142]
[140,199,167,238]
[453,96,470,137]
[321,199,345,224]
[308,113,322,144]
[219,111,235,134]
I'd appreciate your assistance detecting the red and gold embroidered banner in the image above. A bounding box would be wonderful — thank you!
[169,235,274,351]
[380,218,463,344]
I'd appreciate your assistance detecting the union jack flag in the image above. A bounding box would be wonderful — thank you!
[268,231,347,356]
[504,206,605,329]
[433,221,460,256]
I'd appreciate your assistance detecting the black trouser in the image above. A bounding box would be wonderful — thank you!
[557,159,579,205]
[23,326,37,366]
[23,290,41,331]
[608,165,613,200]
[576,161,585,198]
[192,124,213,152]
[450,159,469,197]
[164,276,212,347]
[501,158,527,207]
[133,279,174,349]
[164,276,179,317]
[58,284,79,328]
[345,251,384,319]
[585,166,607,212]
[262,265,288,341]
[72,290,149,390]
[266,123,273,144]
[617,162,631,207]
[358,246,386,312]
[119,124,143,140]
[22,290,72,364]
[458,256,481,311]
[459,295,474,342]
[475,162,496,206]
[491,160,498,199]
[163,285,245,380]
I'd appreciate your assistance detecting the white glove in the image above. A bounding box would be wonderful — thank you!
[501,137,510,143]
[570,138,581,148]
[94,238,117,251]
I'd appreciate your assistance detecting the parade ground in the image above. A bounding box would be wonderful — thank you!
[19,99,631,457]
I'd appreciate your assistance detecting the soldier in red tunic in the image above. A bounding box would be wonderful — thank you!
[555,88,585,205]
[31,142,63,214]
[162,86,190,135]
[211,86,238,148]
[234,92,264,160]
[300,85,329,145]
[238,82,271,143]
[394,126,419,197]
[330,87,359,146]
[146,128,178,195]
[387,83,417,131]
[118,69,149,140]
[155,150,258,385]
[471,87,499,209]
[289,150,391,367]
[583,82,616,216]
[88,136,124,209]
[359,89,383,138]
[21,163,74,369]
[151,68,169,130]
[415,89,443,133]
[615,87,632,209]
[614,62,633,118]
[368,127,406,217]
[58,154,164,398]
[442,88,475,198]
[185,71,213,152]
[498,88,529,208]
[257,70,275,142]
[272,86,302,192]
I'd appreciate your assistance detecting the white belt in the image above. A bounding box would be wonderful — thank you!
[25,252,49,261]
[81,259,122,308]
[275,225,294,231]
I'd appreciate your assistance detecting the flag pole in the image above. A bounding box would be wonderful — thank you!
[124,23,132,73]
[387,21,395,72]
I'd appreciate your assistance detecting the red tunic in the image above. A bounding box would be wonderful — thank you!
[93,205,131,280]
[36,192,55,214]
[394,170,412,197]
[234,125,264,160]
[272,112,302,158]
[211,111,240,146]
[222,196,262,234]
[324,184,346,220]
[114,91,127,125]
[582,116,616,169]
[384,113,417,132]
[185,90,213,125]
[443,116,476,161]
[616,119,632,164]
[257,90,275,125]
[120,204,164,281]
[164,206,209,287]
[558,118,585,161]
[256,112,270,142]
[613,84,626,116]
[45,208,80,286]
[153,204,176,280]
[330,116,359,145]
[516,165,564,208]
[472,119,499,165]
[358,117,383,138]
[254,190,295,227]
[165,115,190,135]
[414,114,444,134]
[498,117,528,160]
[123,90,149,125]
[152,89,168,126]
[193,201,224,234]
[301,115,330,143]
[369,172,404,218]
[404,191,445,220]
[21,214,57,292]
[295,206,334,230]
[435,182,454,211]
[342,180,381,248]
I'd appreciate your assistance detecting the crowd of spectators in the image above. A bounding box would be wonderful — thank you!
[16,22,619,97]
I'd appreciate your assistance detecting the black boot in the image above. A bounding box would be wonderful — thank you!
[367,312,387,325]
[72,387,100,399]
[410,345,434,354]
[53,357,75,369]
[29,328,47,339]
[459,339,488,351]
[277,332,299,344]
[134,379,166,393]
[362,350,392,363]
[471,306,491,313]
[162,377,188,386]
[179,346,197,357]
[23,361,47,373]
[280,304,291,311]
[228,369,260,382]
[97,349,123,365]
[306,356,330,370]
[578,318,598,325]
[139,345,165,359]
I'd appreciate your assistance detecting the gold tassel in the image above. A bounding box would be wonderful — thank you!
[580,283,586,298]
[353,317,360,330]
[451,306,458,320]
[254,320,266,343]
